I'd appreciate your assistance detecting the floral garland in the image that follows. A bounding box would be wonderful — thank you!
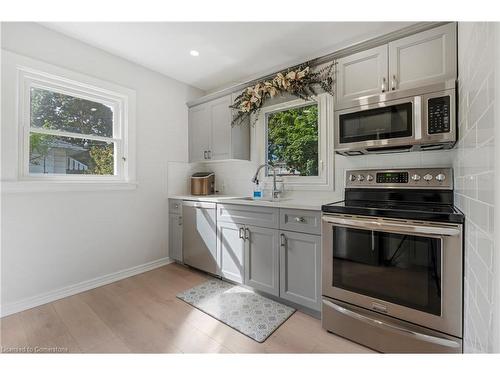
[230,61,335,126]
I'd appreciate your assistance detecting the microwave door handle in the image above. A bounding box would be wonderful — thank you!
[322,216,460,237]
[414,96,423,140]
[323,300,460,349]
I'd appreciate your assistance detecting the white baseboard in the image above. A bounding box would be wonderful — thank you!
[0,257,174,318]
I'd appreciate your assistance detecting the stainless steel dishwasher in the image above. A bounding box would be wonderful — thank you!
[182,200,219,276]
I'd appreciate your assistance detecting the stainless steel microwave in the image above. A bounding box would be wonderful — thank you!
[334,88,456,155]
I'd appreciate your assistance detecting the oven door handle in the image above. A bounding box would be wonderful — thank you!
[322,216,460,237]
[323,300,461,349]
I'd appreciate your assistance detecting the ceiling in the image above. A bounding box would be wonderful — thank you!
[41,22,415,92]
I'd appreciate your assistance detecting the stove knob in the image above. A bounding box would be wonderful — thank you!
[411,174,421,181]
[366,174,374,182]
[349,174,357,182]
[423,174,433,181]
[357,174,365,181]
[435,173,446,182]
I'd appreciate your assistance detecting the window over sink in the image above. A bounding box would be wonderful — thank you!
[257,94,334,190]
[266,103,319,177]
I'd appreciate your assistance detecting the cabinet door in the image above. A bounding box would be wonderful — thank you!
[279,231,321,310]
[169,213,183,262]
[188,104,210,162]
[230,92,251,161]
[389,23,457,91]
[209,95,232,160]
[218,222,245,283]
[244,225,279,296]
[336,45,388,106]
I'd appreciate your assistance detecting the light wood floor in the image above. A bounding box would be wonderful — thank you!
[0,263,373,353]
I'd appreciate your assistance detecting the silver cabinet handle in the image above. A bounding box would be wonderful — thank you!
[178,216,182,226]
[203,151,208,159]
[244,227,250,240]
[295,216,305,223]
[280,233,286,247]
[391,74,397,90]
[239,227,245,240]
[208,150,212,159]
[381,77,386,93]
[323,300,460,349]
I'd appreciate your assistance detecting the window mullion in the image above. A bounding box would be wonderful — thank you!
[29,128,117,143]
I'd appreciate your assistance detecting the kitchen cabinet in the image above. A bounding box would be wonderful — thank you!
[169,213,183,262]
[388,23,456,92]
[279,230,321,310]
[244,225,280,297]
[336,45,388,106]
[218,221,245,284]
[280,208,321,235]
[188,104,211,162]
[217,203,279,229]
[336,23,457,109]
[188,94,250,162]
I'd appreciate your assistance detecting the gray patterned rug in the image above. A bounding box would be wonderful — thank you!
[177,278,295,343]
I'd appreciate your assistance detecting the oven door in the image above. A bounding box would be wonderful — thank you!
[334,96,421,154]
[322,214,462,337]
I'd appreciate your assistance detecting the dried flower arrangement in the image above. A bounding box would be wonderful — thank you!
[230,61,335,126]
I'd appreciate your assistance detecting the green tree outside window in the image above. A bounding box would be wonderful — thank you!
[266,104,318,176]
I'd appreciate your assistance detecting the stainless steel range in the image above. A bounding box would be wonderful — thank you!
[321,168,464,353]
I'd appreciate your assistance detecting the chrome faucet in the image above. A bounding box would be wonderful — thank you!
[251,163,282,199]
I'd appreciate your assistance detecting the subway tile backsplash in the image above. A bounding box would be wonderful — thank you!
[455,22,497,353]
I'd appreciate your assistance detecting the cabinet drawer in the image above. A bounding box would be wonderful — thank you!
[280,209,321,235]
[169,199,183,214]
[217,204,279,229]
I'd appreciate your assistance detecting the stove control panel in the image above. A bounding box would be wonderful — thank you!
[346,168,453,189]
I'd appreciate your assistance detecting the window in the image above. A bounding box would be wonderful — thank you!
[266,103,319,177]
[18,67,135,184]
[257,94,334,190]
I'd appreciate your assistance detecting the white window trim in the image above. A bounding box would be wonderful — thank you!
[255,93,334,191]
[16,66,136,187]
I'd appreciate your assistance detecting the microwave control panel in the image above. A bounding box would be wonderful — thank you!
[427,96,451,134]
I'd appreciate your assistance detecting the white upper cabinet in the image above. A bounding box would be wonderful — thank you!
[210,95,232,160]
[336,23,457,109]
[388,23,457,91]
[336,45,388,106]
[188,103,211,162]
[188,93,250,162]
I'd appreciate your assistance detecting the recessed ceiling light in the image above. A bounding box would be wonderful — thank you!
[190,50,200,57]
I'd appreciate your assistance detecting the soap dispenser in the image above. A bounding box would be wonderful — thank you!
[253,181,263,200]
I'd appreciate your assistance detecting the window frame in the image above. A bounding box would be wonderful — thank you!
[256,93,334,191]
[18,67,134,183]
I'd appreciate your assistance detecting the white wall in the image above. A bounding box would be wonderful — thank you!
[0,22,203,315]
[455,22,499,353]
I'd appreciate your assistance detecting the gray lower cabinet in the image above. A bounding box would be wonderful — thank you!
[279,230,321,310]
[169,213,183,262]
[218,221,245,284]
[244,225,280,297]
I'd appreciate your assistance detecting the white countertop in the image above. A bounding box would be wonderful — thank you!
[168,194,332,211]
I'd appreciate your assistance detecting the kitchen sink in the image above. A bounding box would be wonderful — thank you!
[230,197,289,203]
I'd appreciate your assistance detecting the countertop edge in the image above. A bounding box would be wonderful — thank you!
[168,195,324,211]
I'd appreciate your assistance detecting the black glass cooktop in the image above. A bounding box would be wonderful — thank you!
[322,199,465,224]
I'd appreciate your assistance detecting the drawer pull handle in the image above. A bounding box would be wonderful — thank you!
[295,217,305,223]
